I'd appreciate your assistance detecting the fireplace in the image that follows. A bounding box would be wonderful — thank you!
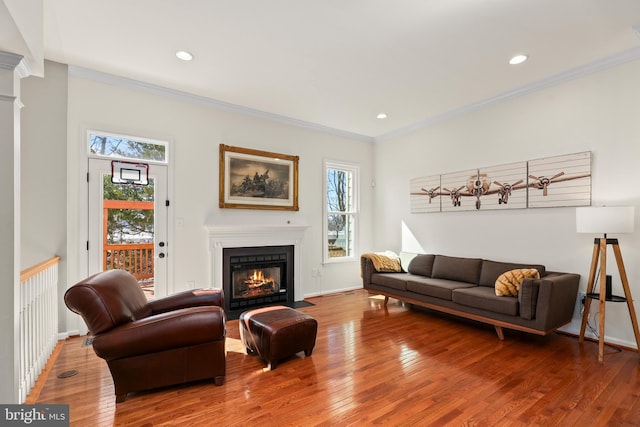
[206,223,308,314]
[222,245,294,314]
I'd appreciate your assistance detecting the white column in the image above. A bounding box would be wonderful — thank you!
[0,51,24,404]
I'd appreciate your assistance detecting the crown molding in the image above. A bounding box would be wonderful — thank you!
[68,66,373,143]
[14,58,32,79]
[375,46,640,142]
[0,51,23,70]
[0,52,31,78]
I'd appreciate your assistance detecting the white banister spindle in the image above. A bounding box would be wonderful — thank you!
[18,257,60,403]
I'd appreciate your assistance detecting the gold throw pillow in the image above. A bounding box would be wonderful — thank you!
[495,269,540,297]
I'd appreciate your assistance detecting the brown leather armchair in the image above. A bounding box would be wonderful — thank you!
[64,269,226,402]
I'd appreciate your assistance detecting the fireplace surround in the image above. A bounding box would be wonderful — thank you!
[206,224,308,313]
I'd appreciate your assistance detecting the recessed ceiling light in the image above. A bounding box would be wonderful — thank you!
[509,54,528,65]
[176,50,194,61]
[377,113,388,119]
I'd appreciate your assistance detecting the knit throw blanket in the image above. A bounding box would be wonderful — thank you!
[362,251,402,273]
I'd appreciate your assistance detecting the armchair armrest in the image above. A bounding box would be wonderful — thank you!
[148,288,224,315]
[93,306,225,361]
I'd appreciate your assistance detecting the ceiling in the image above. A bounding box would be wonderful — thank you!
[31,1,640,139]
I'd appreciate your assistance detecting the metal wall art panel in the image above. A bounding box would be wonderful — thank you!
[478,161,528,210]
[441,169,478,212]
[410,175,441,213]
[527,151,592,208]
[409,151,592,213]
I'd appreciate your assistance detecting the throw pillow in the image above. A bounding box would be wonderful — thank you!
[495,269,540,297]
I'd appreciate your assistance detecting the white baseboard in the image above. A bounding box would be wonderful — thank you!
[303,285,363,299]
[59,330,81,340]
[559,322,638,350]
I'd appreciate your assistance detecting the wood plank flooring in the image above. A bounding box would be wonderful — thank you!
[33,290,640,426]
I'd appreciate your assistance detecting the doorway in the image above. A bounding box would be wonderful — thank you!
[87,142,169,299]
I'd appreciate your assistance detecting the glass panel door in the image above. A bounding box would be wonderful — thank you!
[88,158,168,299]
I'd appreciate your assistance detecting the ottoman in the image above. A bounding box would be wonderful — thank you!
[239,306,318,370]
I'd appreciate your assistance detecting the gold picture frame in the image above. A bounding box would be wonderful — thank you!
[219,144,299,211]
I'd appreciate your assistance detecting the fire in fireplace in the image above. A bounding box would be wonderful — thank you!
[223,245,294,314]
[233,267,280,299]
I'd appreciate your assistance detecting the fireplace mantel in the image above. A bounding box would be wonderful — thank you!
[206,224,309,238]
[205,224,309,301]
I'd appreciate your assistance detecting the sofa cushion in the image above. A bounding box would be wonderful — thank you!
[495,269,540,296]
[431,255,483,284]
[452,287,519,316]
[478,260,546,287]
[406,277,475,301]
[371,273,408,291]
[399,252,418,271]
[407,254,436,277]
[518,279,540,320]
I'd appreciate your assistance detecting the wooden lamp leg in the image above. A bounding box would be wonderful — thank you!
[611,243,640,353]
[597,239,607,363]
[579,241,600,342]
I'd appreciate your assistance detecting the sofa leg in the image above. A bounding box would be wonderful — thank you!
[494,325,504,340]
[115,393,127,403]
[214,376,225,386]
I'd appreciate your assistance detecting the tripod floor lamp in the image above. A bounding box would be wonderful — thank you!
[577,206,639,362]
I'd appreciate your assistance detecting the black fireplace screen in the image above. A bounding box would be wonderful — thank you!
[223,245,294,313]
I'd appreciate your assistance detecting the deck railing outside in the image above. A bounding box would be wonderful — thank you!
[103,199,154,283]
[19,256,60,403]
[103,243,154,280]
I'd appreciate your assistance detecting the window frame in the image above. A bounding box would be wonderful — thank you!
[87,130,169,164]
[323,159,359,264]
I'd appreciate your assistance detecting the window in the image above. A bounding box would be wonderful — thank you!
[88,131,168,163]
[324,160,359,263]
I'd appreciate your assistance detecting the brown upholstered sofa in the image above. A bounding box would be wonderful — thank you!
[64,270,226,402]
[361,254,580,339]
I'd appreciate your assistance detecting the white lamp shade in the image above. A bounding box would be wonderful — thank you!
[576,206,635,234]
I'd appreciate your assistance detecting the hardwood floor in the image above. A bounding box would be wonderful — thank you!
[33,290,640,426]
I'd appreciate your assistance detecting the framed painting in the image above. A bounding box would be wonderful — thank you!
[219,144,299,210]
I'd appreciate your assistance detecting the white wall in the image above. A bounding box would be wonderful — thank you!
[65,72,374,310]
[21,61,67,266]
[374,58,640,349]
[21,60,68,328]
